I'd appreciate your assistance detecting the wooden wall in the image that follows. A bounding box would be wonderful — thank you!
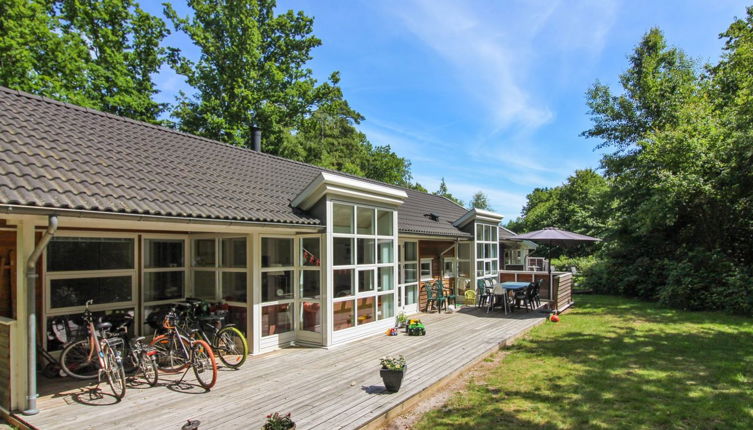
[0,323,10,411]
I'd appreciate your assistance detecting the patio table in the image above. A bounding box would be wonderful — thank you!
[488,282,530,314]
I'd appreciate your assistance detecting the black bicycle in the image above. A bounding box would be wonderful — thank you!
[128,336,158,386]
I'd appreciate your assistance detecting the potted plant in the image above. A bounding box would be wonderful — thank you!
[379,355,407,392]
[395,312,407,328]
[262,412,295,430]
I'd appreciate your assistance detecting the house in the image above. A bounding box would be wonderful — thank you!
[0,87,507,414]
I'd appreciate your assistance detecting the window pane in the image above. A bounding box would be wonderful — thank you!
[477,261,484,277]
[261,304,292,336]
[262,238,292,267]
[333,204,354,234]
[226,305,247,335]
[485,261,492,275]
[404,263,417,283]
[357,238,375,265]
[193,239,216,267]
[300,270,320,299]
[50,276,132,308]
[193,271,216,300]
[357,207,374,235]
[358,269,374,293]
[333,300,355,331]
[262,271,292,302]
[378,294,394,320]
[458,243,470,260]
[377,240,393,264]
[301,237,321,266]
[47,237,134,272]
[333,237,353,266]
[222,271,247,302]
[476,225,483,241]
[485,225,492,241]
[491,244,498,258]
[357,297,375,325]
[144,271,184,302]
[404,242,417,261]
[477,243,485,259]
[492,260,498,274]
[406,284,418,305]
[333,269,354,297]
[377,210,393,236]
[458,261,471,278]
[222,238,247,268]
[301,302,321,333]
[46,308,134,351]
[491,227,498,241]
[144,239,184,268]
[421,260,432,279]
[378,267,394,291]
[485,244,492,259]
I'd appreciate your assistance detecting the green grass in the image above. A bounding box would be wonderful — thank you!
[414,295,753,429]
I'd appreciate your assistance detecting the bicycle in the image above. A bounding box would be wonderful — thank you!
[180,298,248,369]
[128,336,158,387]
[149,305,218,390]
[59,300,127,399]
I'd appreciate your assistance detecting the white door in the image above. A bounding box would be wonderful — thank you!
[398,240,419,314]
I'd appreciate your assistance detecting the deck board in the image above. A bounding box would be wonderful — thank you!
[20,308,545,430]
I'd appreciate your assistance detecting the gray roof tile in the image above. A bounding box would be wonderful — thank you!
[0,87,474,236]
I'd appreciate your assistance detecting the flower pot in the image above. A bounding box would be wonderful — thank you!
[380,366,407,392]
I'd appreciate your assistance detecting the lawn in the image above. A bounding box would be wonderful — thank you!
[414,295,753,429]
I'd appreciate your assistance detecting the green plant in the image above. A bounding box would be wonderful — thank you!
[262,412,295,430]
[380,354,406,371]
[395,312,407,326]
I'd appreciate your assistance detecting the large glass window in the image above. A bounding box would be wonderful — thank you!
[332,202,396,330]
[301,302,321,333]
[476,223,499,279]
[144,271,184,302]
[50,276,132,309]
[262,271,293,302]
[399,241,419,309]
[262,238,293,267]
[262,304,292,336]
[222,271,247,302]
[191,237,247,304]
[47,237,134,272]
[144,238,186,303]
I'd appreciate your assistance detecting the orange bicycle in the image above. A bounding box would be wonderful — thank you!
[149,305,218,389]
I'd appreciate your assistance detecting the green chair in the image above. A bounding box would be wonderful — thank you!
[423,282,437,312]
[436,279,457,308]
[433,281,448,313]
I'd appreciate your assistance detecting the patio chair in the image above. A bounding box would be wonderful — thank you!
[433,281,448,313]
[476,279,490,308]
[514,283,534,311]
[464,289,476,307]
[423,282,437,312]
[436,280,457,307]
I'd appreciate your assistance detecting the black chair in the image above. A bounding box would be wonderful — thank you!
[530,279,542,308]
[514,283,534,311]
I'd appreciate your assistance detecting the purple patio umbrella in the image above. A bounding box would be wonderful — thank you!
[513,227,601,312]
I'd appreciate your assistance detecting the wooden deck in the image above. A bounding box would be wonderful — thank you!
[18,308,546,430]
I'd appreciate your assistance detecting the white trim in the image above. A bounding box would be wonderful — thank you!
[292,172,407,210]
[452,208,505,229]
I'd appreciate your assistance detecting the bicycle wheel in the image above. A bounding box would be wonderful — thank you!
[191,340,217,389]
[102,342,126,400]
[139,351,159,387]
[215,326,248,369]
[60,339,98,379]
[150,334,191,373]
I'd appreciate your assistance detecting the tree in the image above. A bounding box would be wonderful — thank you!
[0,0,169,122]
[433,178,463,206]
[166,0,350,152]
[468,191,492,211]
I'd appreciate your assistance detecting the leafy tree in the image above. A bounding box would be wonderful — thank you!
[433,178,463,206]
[0,0,169,122]
[468,191,492,211]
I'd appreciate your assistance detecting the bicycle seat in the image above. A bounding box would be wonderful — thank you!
[96,321,112,331]
[135,336,146,342]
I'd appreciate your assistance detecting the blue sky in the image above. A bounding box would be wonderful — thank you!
[143,0,748,222]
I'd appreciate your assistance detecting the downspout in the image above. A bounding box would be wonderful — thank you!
[23,215,58,415]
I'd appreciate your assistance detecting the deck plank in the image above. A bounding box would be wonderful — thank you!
[20,308,545,430]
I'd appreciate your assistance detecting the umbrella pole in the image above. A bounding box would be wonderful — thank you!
[548,243,553,312]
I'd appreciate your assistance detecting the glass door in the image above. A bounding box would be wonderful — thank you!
[398,240,419,314]
[296,234,323,344]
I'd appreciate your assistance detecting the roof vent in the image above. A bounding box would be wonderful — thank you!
[424,212,440,222]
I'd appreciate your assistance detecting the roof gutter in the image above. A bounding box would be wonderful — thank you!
[0,204,324,231]
[23,215,58,415]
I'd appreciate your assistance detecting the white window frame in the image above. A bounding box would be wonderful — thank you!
[420,258,433,281]
[398,240,419,312]
[331,202,397,331]
[475,222,499,280]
